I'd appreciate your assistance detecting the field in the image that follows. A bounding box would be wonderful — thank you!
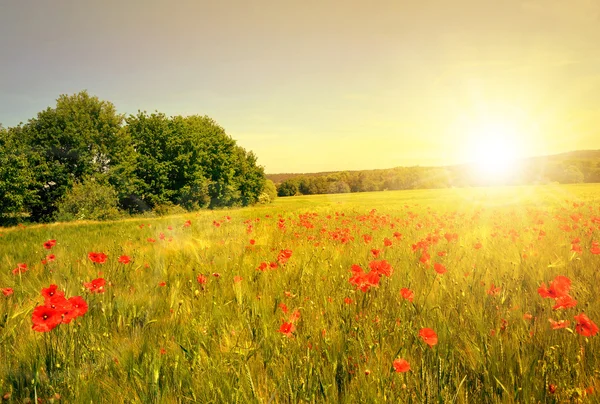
[1,184,600,403]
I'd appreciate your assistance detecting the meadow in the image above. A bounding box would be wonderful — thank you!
[1,184,600,403]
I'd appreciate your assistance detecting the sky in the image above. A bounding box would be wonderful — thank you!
[1,0,600,173]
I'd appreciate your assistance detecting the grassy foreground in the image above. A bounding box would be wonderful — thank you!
[1,184,600,403]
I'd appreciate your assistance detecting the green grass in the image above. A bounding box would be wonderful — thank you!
[1,184,600,402]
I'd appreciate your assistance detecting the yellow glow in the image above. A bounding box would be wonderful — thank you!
[465,120,524,181]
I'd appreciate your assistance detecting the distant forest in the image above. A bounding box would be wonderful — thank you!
[270,151,600,196]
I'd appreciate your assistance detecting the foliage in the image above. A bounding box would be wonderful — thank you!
[55,176,122,221]
[0,127,36,224]
[0,91,266,221]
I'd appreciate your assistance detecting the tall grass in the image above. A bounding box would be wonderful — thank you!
[1,184,599,402]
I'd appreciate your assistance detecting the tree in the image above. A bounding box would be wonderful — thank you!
[277,179,299,197]
[17,91,133,221]
[125,112,265,209]
[0,127,35,223]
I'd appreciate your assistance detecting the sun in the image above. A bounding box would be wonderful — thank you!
[466,120,523,181]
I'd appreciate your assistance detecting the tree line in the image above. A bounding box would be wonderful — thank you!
[274,155,600,196]
[0,91,273,224]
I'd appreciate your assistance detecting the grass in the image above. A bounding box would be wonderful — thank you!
[1,184,600,402]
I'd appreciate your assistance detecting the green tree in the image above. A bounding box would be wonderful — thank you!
[17,91,134,221]
[277,179,299,197]
[0,126,36,223]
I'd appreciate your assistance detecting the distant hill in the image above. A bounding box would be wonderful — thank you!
[268,150,600,196]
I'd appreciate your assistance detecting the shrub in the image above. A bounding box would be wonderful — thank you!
[55,177,122,221]
[152,202,188,216]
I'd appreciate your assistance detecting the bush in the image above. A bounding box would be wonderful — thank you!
[55,177,122,221]
[152,202,188,216]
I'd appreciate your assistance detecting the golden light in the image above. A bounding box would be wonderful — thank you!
[465,120,524,182]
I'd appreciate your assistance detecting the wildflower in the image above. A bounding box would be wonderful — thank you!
[41,284,64,301]
[2,288,14,296]
[552,295,577,310]
[88,252,107,264]
[12,263,28,275]
[393,358,411,373]
[233,276,243,283]
[84,278,106,293]
[118,255,131,264]
[433,262,447,275]
[43,239,57,249]
[31,306,62,332]
[278,321,295,337]
[197,274,208,285]
[68,296,88,318]
[548,318,569,329]
[400,288,414,302]
[538,276,571,299]
[574,313,598,337]
[487,284,501,296]
[419,328,438,347]
[277,249,293,265]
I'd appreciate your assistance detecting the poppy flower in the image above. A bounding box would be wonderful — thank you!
[277,249,293,265]
[183,220,191,227]
[158,281,166,287]
[68,296,88,318]
[400,288,414,302]
[433,263,447,275]
[393,358,411,373]
[278,321,295,337]
[278,303,288,314]
[487,284,501,296]
[474,242,482,250]
[31,306,62,332]
[574,313,598,337]
[88,252,107,264]
[369,260,393,277]
[249,239,256,245]
[538,276,571,299]
[12,263,27,275]
[548,318,570,329]
[2,288,13,296]
[383,238,393,247]
[419,328,438,347]
[362,234,373,244]
[118,255,131,264]
[46,254,56,262]
[552,295,577,310]
[43,239,57,249]
[84,278,106,293]
[370,249,381,258]
[147,238,156,243]
[233,276,243,283]
[257,262,268,271]
[41,284,65,301]
[197,274,208,285]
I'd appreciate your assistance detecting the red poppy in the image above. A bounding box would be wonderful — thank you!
[277,249,293,265]
[344,297,353,305]
[84,278,106,293]
[158,281,166,287]
[473,242,482,250]
[147,238,156,243]
[256,262,268,271]
[2,288,13,296]
[12,263,28,275]
[383,238,393,247]
[88,252,107,264]
[43,239,57,249]
[233,276,243,283]
[183,220,191,227]
[41,284,65,301]
[68,296,88,318]
[278,321,295,337]
[197,274,208,285]
[46,254,56,262]
[400,288,414,302]
[370,249,381,258]
[487,284,501,296]
[369,260,393,277]
[249,239,256,245]
[433,263,447,275]
[278,303,288,314]
[552,295,577,310]
[118,255,131,264]
[548,318,569,330]
[362,234,373,244]
[31,306,62,332]
[419,328,438,347]
[419,251,431,266]
[574,313,599,337]
[46,295,76,323]
[393,358,411,373]
[538,276,571,299]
